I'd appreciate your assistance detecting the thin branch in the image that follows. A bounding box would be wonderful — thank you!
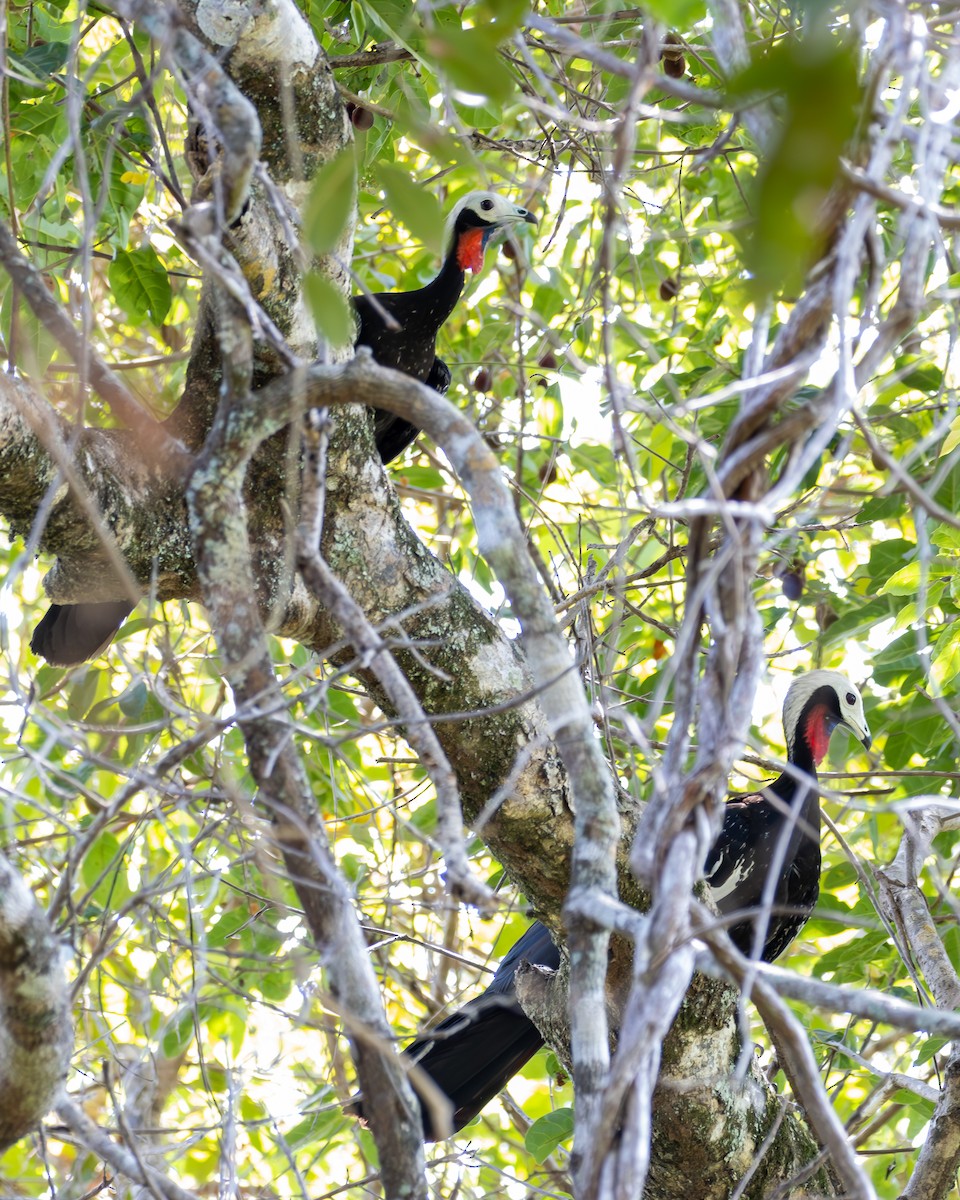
[328,43,415,70]
[58,1096,200,1200]
[0,219,187,470]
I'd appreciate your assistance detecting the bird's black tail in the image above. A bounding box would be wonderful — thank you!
[405,991,547,1139]
[350,922,560,1139]
[30,601,134,666]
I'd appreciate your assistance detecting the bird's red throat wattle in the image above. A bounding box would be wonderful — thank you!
[803,703,832,765]
[456,228,486,273]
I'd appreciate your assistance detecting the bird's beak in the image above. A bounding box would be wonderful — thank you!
[843,714,872,752]
[499,206,538,228]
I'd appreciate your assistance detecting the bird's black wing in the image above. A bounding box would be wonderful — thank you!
[483,921,561,994]
[703,795,772,895]
[372,356,452,463]
[30,601,134,666]
[704,790,819,962]
[426,356,452,395]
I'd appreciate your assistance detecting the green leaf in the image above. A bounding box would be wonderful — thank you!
[864,539,916,590]
[377,164,444,256]
[360,0,417,53]
[304,271,354,346]
[7,42,70,96]
[114,674,163,723]
[935,462,960,512]
[162,1010,195,1058]
[207,907,251,949]
[525,1106,574,1163]
[424,26,516,103]
[80,832,133,909]
[67,668,101,722]
[100,152,145,247]
[732,36,862,295]
[0,281,59,374]
[117,680,148,720]
[641,0,706,22]
[916,1036,950,1065]
[814,930,892,978]
[932,523,960,552]
[108,246,172,326]
[474,0,528,25]
[258,970,293,1002]
[821,861,859,889]
[285,1103,343,1149]
[932,622,960,690]
[879,561,920,596]
[304,149,357,255]
[942,414,960,458]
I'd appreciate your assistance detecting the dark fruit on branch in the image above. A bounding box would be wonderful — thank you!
[781,570,804,601]
[659,276,680,300]
[661,32,686,78]
[662,52,686,78]
[351,105,374,130]
[538,351,558,369]
[474,368,492,392]
[538,461,558,485]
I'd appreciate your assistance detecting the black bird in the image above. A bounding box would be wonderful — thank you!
[357,189,538,463]
[400,922,561,1140]
[30,599,135,668]
[378,670,870,1139]
[30,192,536,667]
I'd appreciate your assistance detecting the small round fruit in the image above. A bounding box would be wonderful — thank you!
[662,52,686,78]
[781,571,804,601]
[351,105,374,130]
[661,33,686,78]
[538,461,558,485]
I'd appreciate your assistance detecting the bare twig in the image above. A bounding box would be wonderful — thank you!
[58,1096,201,1200]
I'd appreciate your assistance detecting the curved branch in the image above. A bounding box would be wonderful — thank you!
[0,220,186,468]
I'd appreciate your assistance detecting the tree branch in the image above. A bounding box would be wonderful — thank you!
[877,804,960,1200]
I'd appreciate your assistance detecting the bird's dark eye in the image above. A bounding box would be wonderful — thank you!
[480,198,494,211]
[846,692,856,706]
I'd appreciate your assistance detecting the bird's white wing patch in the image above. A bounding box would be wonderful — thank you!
[706,853,750,904]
